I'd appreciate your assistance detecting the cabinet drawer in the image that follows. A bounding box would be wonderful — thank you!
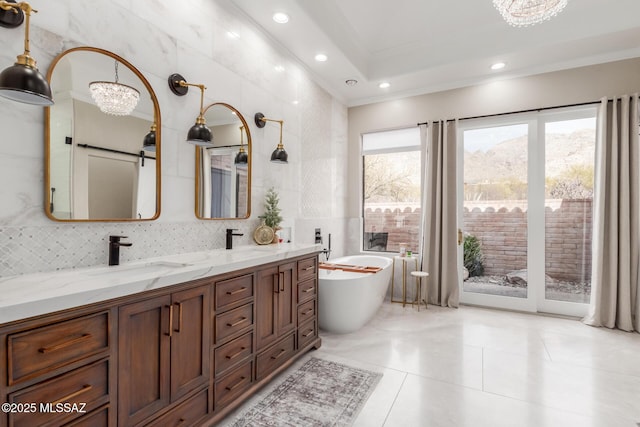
[297,299,316,325]
[8,359,109,427]
[145,389,208,427]
[298,319,318,350]
[214,360,253,410]
[214,332,253,376]
[215,274,254,310]
[215,303,253,344]
[64,404,109,427]
[256,334,295,381]
[8,311,110,385]
[297,257,317,282]
[297,278,316,304]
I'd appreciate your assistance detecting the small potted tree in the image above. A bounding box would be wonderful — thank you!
[259,187,283,243]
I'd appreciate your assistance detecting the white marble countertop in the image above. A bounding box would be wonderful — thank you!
[0,243,322,324]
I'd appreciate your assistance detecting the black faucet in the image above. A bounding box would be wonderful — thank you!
[109,235,132,266]
[226,229,244,250]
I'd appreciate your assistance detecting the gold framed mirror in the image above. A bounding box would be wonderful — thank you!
[44,47,161,221]
[195,103,251,219]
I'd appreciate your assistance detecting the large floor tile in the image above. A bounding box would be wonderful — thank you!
[384,373,636,427]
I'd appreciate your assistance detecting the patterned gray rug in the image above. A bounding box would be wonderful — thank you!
[226,357,382,426]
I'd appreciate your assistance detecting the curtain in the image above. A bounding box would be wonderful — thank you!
[584,95,640,333]
[419,121,460,308]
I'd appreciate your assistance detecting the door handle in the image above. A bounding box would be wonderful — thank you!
[280,272,285,292]
[173,302,183,332]
[458,229,463,246]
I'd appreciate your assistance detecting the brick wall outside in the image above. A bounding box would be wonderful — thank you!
[364,199,592,283]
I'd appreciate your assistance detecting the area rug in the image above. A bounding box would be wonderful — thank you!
[226,357,382,426]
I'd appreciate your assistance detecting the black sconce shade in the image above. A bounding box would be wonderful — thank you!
[187,122,213,146]
[270,146,288,163]
[143,124,156,152]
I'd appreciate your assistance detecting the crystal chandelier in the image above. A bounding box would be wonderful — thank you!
[493,0,568,27]
[89,60,140,116]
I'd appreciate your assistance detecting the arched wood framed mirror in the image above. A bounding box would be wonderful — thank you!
[195,102,251,219]
[44,47,161,221]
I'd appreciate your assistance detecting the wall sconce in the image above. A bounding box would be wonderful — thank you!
[0,0,53,105]
[254,112,288,163]
[142,123,156,152]
[168,73,212,147]
[234,125,248,165]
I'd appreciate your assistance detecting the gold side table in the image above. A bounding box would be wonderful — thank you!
[391,256,418,307]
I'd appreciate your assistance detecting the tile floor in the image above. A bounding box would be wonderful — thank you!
[222,302,640,427]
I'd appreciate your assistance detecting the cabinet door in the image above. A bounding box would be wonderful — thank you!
[277,261,296,337]
[170,285,210,402]
[256,266,278,350]
[118,295,171,427]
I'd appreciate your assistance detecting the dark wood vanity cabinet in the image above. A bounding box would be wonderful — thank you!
[0,309,116,427]
[0,252,320,427]
[118,284,210,427]
[255,261,296,351]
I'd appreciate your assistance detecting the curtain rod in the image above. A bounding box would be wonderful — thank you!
[416,99,607,126]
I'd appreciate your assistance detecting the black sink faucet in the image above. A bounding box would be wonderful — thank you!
[226,229,244,250]
[109,235,132,266]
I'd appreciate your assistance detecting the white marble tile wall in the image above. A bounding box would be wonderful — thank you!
[0,0,349,277]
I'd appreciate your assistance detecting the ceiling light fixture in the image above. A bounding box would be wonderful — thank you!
[0,0,53,106]
[379,82,390,89]
[345,79,358,86]
[493,0,568,27]
[255,112,288,164]
[89,60,140,116]
[272,12,289,24]
[226,31,240,39]
[491,62,506,70]
[314,53,328,62]
[168,73,213,147]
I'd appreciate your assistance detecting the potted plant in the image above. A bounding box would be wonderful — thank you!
[259,187,283,243]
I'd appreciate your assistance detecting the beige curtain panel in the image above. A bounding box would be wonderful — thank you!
[420,121,459,308]
[584,94,640,333]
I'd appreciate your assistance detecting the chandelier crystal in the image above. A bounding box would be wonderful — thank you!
[493,0,568,27]
[89,60,140,116]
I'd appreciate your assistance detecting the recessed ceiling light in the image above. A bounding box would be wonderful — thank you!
[273,12,289,24]
[274,65,285,72]
[292,100,299,105]
[226,31,240,39]
[379,82,390,89]
[345,79,358,86]
[491,62,506,70]
[314,53,328,62]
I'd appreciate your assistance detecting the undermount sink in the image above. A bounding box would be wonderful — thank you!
[85,261,192,277]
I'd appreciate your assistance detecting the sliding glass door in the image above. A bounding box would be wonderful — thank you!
[457,107,596,316]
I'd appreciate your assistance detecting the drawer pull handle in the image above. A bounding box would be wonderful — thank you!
[304,266,314,271]
[226,317,247,328]
[302,308,313,316]
[302,287,314,293]
[225,376,247,392]
[177,418,187,426]
[302,330,314,338]
[38,333,92,353]
[225,347,247,360]
[270,348,286,360]
[226,287,247,295]
[52,384,92,405]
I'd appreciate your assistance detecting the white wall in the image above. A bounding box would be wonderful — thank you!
[0,0,348,276]
[346,58,640,254]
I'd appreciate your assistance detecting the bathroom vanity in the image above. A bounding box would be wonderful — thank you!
[0,244,321,427]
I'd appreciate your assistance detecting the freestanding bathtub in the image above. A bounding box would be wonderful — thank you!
[318,255,393,334]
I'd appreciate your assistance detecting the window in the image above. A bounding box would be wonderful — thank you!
[362,127,421,253]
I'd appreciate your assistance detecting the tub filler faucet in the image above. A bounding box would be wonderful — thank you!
[321,233,332,261]
[109,235,132,266]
